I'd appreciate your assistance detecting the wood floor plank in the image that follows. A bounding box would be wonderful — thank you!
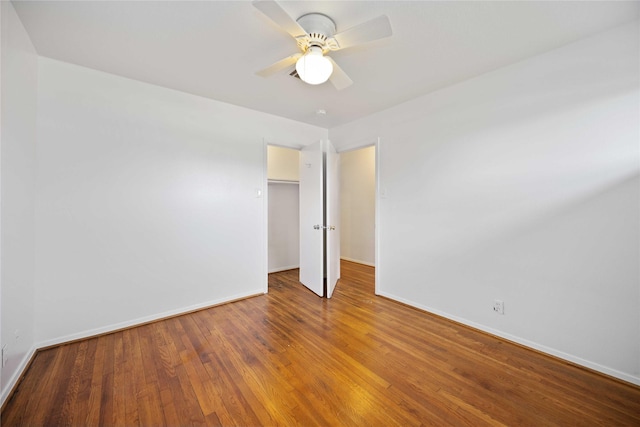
[39,344,80,426]
[112,331,127,426]
[138,326,168,427]
[122,329,141,426]
[164,318,208,426]
[58,340,89,426]
[84,334,106,426]
[3,260,640,426]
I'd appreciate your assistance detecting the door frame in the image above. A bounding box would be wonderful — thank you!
[262,140,304,294]
[263,137,381,296]
[331,137,381,296]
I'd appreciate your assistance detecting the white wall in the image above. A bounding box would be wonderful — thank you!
[330,21,640,384]
[35,57,326,345]
[0,1,38,402]
[268,183,299,272]
[340,146,375,266]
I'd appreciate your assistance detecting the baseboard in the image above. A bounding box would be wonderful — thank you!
[376,290,640,387]
[268,265,299,273]
[36,289,264,350]
[340,257,375,267]
[1,344,38,410]
[1,290,265,408]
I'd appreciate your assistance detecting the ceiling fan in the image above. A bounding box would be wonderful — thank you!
[252,0,392,90]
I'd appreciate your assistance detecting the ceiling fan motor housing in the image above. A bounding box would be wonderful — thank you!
[296,13,337,52]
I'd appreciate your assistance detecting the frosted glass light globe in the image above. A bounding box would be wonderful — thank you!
[296,46,333,85]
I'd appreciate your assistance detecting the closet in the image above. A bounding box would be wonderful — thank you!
[267,146,300,273]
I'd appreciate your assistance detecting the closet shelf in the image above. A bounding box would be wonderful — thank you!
[268,179,299,184]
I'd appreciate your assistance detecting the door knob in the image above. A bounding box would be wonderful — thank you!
[313,225,336,230]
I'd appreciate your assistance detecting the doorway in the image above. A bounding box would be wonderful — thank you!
[265,141,340,298]
[265,141,378,296]
[339,145,376,268]
[266,145,300,277]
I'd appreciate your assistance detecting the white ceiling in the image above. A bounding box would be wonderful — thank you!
[12,0,639,128]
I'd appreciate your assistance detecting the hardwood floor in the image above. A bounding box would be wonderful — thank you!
[3,260,640,426]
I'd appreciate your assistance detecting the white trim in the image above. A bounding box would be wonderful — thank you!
[262,139,269,294]
[0,0,4,407]
[374,137,381,296]
[334,137,381,294]
[1,344,37,407]
[340,257,375,267]
[268,265,300,273]
[376,290,640,386]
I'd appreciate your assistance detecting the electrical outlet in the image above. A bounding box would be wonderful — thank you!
[493,299,505,315]
[2,345,8,368]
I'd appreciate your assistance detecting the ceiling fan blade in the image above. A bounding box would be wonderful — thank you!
[256,53,302,77]
[327,57,353,90]
[330,15,392,50]
[252,0,307,39]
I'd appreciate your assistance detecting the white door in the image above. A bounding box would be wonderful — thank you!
[299,141,340,297]
[299,141,324,296]
[325,142,340,298]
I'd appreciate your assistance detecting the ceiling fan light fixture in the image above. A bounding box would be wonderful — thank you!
[295,46,333,85]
